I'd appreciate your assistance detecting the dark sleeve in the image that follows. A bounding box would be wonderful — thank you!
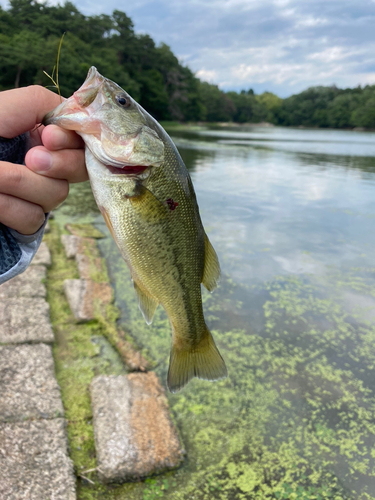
[0,223,23,275]
[0,134,27,164]
[0,135,27,274]
[0,134,48,284]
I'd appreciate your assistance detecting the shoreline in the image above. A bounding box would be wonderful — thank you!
[161,121,375,132]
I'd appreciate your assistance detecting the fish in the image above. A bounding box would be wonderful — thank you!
[43,66,227,392]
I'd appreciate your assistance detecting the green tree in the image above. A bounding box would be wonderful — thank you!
[256,92,282,123]
[327,94,358,128]
[1,0,375,127]
[199,82,236,122]
[352,97,375,128]
[0,30,44,87]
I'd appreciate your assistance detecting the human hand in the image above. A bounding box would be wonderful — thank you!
[0,85,88,235]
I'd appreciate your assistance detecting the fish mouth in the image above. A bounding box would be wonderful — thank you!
[43,67,104,129]
[106,165,148,176]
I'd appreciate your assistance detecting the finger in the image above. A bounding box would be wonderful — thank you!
[41,125,84,151]
[0,161,69,212]
[29,125,45,148]
[25,146,88,183]
[0,86,63,139]
[0,194,45,235]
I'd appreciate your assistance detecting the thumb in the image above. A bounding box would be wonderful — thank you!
[0,86,64,139]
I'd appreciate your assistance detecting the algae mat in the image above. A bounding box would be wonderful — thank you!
[98,225,375,500]
[51,123,375,499]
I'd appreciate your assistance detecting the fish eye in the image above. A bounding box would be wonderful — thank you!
[116,94,130,107]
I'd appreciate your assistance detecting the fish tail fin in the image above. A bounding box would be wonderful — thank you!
[167,327,227,393]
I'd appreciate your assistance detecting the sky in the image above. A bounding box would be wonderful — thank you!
[2,0,375,97]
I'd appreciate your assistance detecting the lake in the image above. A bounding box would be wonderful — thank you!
[58,125,375,499]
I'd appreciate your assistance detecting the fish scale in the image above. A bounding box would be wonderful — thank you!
[43,66,227,392]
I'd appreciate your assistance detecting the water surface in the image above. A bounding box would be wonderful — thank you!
[61,125,375,499]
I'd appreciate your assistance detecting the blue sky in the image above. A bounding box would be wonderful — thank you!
[2,0,375,96]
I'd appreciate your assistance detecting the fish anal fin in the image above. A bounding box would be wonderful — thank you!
[202,233,221,292]
[133,280,158,325]
[167,326,227,393]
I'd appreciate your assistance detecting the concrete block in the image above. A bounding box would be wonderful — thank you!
[91,372,184,483]
[61,236,106,279]
[0,265,46,299]
[64,279,112,322]
[61,234,80,259]
[0,344,64,421]
[0,419,76,500]
[0,298,54,344]
[32,242,51,267]
[76,253,93,280]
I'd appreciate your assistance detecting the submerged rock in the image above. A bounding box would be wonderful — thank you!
[63,279,112,322]
[61,234,81,259]
[65,223,105,239]
[90,372,185,483]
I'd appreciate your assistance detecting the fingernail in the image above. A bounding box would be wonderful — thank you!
[31,149,52,172]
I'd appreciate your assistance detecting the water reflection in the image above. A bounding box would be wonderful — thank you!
[58,124,375,499]
[168,127,375,291]
[168,125,375,498]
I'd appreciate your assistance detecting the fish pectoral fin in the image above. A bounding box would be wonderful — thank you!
[98,205,117,241]
[167,326,227,393]
[133,280,159,325]
[202,233,221,292]
[129,185,168,223]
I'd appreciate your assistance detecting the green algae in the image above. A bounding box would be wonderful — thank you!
[46,172,375,499]
[44,222,150,499]
[65,223,105,239]
[58,181,100,219]
[96,220,375,500]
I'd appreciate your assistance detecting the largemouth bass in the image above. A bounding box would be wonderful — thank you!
[44,67,227,392]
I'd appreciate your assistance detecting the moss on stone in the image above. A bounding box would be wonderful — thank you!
[44,221,148,499]
[66,223,105,239]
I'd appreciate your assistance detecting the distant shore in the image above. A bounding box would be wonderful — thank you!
[161,121,375,132]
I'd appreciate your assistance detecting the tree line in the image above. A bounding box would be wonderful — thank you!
[1,0,375,129]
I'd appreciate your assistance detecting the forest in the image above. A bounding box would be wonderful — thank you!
[1,0,375,128]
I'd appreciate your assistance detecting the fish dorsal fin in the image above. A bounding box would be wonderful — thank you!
[202,233,221,292]
[133,280,159,325]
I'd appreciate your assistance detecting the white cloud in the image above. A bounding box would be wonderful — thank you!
[273,0,291,6]
[187,36,369,91]
[307,46,364,63]
[2,0,375,96]
[195,69,219,83]
[296,15,328,27]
